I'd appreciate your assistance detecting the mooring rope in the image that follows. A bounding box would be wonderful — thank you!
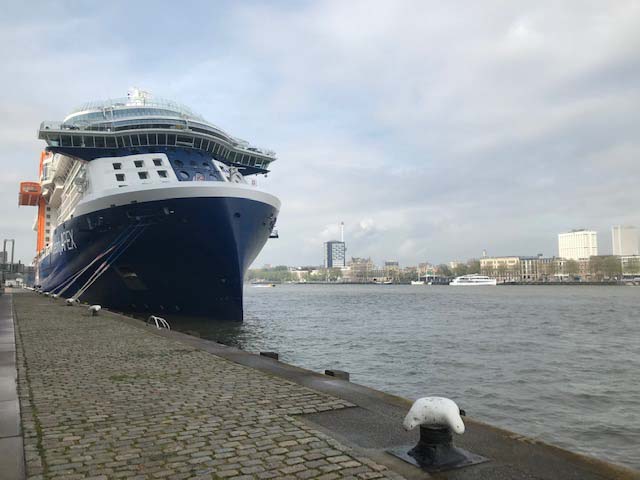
[70,224,147,301]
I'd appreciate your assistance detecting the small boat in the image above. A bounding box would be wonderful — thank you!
[450,274,497,286]
[251,283,276,288]
[411,280,425,285]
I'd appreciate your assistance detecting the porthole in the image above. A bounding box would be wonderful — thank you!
[178,171,190,180]
[174,159,184,167]
[202,162,211,170]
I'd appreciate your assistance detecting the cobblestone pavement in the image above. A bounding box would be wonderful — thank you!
[14,293,406,480]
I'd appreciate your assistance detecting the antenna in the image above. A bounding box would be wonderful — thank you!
[340,222,344,243]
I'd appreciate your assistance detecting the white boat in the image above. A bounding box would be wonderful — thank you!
[411,280,425,285]
[450,274,497,286]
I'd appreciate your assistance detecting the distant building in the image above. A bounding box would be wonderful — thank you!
[480,256,521,282]
[612,226,639,256]
[323,241,346,268]
[558,230,598,260]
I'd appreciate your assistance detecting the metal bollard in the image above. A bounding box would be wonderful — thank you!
[388,396,488,472]
[324,369,350,381]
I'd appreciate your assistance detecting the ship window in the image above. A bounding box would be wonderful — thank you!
[174,159,184,167]
[194,138,202,149]
[167,134,176,145]
[122,136,131,147]
[106,137,116,148]
[85,136,95,148]
[148,133,157,145]
[139,134,149,145]
[138,171,149,179]
[95,136,106,148]
[153,158,162,166]
[178,171,190,180]
[72,136,82,147]
[213,144,219,154]
[116,173,125,181]
[202,141,210,151]
[134,160,144,168]
[61,135,72,146]
[202,162,211,170]
[113,163,122,170]
[157,134,167,145]
[131,135,140,146]
[158,170,168,178]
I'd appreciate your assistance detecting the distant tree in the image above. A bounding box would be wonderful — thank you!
[625,257,640,275]
[453,264,468,276]
[564,259,579,276]
[328,268,342,281]
[589,256,605,280]
[603,256,622,279]
[437,264,452,277]
[467,260,481,274]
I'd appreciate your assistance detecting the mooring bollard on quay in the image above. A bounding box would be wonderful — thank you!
[389,396,488,473]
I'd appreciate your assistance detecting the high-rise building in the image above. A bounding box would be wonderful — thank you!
[558,230,598,260]
[323,241,346,268]
[612,225,639,256]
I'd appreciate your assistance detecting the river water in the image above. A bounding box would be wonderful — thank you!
[176,284,640,470]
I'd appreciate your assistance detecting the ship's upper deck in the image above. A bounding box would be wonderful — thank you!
[38,89,275,175]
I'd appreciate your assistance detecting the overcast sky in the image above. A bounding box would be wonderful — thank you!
[1,1,639,267]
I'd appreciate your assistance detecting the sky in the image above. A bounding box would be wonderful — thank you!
[1,0,639,267]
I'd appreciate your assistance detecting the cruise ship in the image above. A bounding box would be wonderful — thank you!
[449,274,497,286]
[18,89,280,320]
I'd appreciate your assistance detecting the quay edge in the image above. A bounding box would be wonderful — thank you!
[9,290,640,480]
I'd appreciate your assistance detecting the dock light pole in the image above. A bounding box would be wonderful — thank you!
[2,239,15,273]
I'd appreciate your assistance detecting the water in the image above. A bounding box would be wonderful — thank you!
[175,284,640,470]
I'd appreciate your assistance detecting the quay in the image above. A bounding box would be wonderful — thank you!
[2,290,638,480]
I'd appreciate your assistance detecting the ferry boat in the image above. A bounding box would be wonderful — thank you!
[18,89,280,320]
[449,274,497,286]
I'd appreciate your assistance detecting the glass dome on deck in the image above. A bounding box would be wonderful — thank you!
[63,88,206,126]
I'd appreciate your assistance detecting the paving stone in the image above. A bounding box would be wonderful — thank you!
[13,293,404,480]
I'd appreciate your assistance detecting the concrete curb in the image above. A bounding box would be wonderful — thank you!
[0,293,25,479]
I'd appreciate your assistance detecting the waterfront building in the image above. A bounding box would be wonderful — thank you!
[621,255,640,277]
[344,257,374,282]
[323,241,346,268]
[480,256,521,283]
[558,230,598,260]
[612,226,639,256]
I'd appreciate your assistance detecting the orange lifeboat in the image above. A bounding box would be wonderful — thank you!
[18,182,41,206]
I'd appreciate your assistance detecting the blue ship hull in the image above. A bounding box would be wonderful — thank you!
[38,196,277,321]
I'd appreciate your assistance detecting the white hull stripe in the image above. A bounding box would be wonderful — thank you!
[73,183,281,218]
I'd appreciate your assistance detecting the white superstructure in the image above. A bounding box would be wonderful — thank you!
[450,274,497,286]
[558,230,598,260]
